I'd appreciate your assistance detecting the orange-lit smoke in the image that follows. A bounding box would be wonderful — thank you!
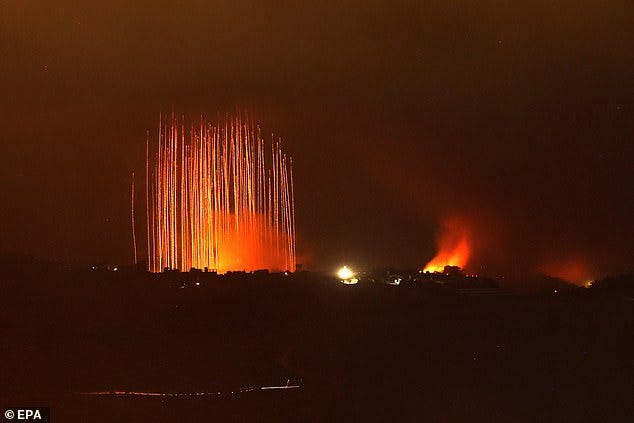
[146,114,296,273]
[423,218,471,273]
[540,257,594,286]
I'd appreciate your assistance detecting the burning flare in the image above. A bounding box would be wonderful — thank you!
[423,218,470,273]
[146,113,296,273]
[337,266,354,280]
[337,265,358,284]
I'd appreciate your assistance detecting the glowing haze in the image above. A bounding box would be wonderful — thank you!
[541,257,595,286]
[423,218,471,273]
[146,114,296,273]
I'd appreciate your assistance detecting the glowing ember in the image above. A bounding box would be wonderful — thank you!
[423,218,470,273]
[146,114,296,273]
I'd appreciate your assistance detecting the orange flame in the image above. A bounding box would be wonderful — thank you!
[423,218,471,273]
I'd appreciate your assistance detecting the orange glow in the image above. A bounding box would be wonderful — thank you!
[541,258,594,285]
[423,218,471,273]
[146,114,296,273]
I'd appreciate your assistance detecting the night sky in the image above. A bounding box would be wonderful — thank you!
[1,1,632,281]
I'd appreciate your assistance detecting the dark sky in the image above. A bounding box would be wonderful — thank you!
[1,1,632,281]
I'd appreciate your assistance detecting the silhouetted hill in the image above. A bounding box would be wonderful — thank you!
[592,274,634,296]
[1,269,632,421]
[0,252,61,275]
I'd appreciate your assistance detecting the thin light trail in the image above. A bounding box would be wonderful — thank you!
[79,383,299,397]
[131,171,137,265]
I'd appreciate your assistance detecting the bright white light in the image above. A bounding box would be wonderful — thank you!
[337,266,354,280]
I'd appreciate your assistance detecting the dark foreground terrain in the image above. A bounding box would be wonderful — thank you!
[1,265,632,422]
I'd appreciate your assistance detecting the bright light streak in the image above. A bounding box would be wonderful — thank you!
[146,114,296,273]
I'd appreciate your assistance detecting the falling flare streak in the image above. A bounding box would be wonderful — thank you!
[146,114,296,273]
[131,171,137,265]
